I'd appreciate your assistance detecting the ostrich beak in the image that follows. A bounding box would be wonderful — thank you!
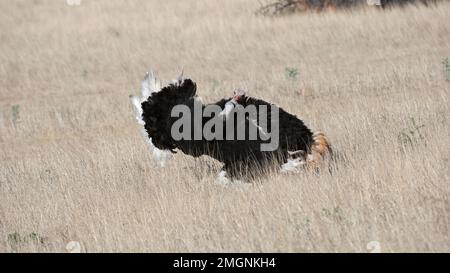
[233,89,246,102]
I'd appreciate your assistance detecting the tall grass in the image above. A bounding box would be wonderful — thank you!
[0,0,449,252]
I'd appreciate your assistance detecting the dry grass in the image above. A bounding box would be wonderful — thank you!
[0,0,449,252]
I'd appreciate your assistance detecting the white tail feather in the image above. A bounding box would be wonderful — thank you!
[140,71,160,101]
[130,95,144,125]
[131,71,172,167]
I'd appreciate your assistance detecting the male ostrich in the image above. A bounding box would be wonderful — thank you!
[130,71,332,180]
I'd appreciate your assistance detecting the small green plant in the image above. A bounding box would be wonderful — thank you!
[285,67,299,81]
[7,232,21,245]
[322,206,343,222]
[442,57,450,82]
[397,117,425,147]
[11,105,20,124]
[7,232,46,246]
[211,79,220,93]
[28,232,45,244]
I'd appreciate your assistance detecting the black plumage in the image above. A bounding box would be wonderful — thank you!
[139,77,328,179]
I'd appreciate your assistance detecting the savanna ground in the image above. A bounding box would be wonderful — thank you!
[0,0,449,252]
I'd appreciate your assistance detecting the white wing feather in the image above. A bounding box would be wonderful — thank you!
[131,71,172,167]
[280,158,304,173]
